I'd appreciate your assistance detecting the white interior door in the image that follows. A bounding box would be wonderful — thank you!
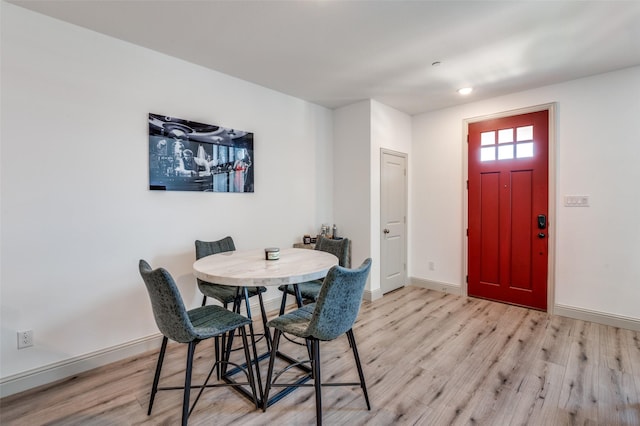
[381,149,407,294]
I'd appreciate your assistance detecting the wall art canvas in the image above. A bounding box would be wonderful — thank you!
[148,113,254,192]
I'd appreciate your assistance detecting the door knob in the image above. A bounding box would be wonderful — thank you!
[538,233,546,238]
[383,229,390,234]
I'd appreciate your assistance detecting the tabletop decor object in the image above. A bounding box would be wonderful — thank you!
[264,247,280,260]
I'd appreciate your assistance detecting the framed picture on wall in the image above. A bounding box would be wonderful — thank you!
[148,113,254,192]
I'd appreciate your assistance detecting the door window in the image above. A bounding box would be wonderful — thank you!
[480,125,535,162]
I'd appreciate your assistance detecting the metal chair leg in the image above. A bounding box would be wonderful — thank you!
[221,329,236,376]
[311,339,322,426]
[242,287,253,320]
[148,336,168,415]
[279,287,289,315]
[347,329,370,410]
[294,284,304,308]
[182,341,196,426]
[243,287,269,402]
[257,291,271,351]
[239,325,259,409]
[221,301,230,366]
[247,316,265,404]
[214,336,221,380]
[263,329,282,411]
[279,284,304,315]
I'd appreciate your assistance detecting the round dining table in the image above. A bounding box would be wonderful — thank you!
[192,247,338,287]
[192,247,339,408]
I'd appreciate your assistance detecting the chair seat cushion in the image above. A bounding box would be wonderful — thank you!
[277,280,322,301]
[198,282,266,305]
[267,303,316,338]
[188,305,252,340]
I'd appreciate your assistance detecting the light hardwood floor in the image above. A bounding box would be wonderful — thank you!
[2,286,639,425]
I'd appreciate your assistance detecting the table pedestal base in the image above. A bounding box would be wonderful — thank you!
[222,347,312,408]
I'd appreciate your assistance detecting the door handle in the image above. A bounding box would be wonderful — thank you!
[383,229,390,234]
[538,233,546,239]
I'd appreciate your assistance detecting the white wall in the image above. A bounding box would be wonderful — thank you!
[333,101,372,276]
[370,100,412,297]
[333,100,411,299]
[0,2,334,392]
[411,66,640,322]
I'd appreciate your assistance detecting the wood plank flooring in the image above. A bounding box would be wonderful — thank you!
[2,286,639,425]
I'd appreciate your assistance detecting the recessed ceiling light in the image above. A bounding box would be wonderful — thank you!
[457,87,473,95]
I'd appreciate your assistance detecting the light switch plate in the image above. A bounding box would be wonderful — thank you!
[564,195,590,207]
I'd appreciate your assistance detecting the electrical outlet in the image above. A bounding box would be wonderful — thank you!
[17,330,33,349]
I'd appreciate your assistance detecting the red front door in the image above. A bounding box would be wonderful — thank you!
[468,110,549,311]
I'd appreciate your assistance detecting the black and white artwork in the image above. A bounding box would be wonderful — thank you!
[148,113,254,192]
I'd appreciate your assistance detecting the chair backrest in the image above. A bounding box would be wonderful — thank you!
[195,237,236,286]
[306,258,372,341]
[315,236,350,268]
[195,236,236,260]
[139,259,197,343]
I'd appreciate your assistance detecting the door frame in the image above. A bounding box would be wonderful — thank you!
[462,103,556,314]
[380,148,408,294]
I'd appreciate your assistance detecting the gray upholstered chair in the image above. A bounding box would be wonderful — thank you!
[196,237,270,350]
[264,258,372,426]
[139,260,259,426]
[195,237,267,308]
[278,236,350,314]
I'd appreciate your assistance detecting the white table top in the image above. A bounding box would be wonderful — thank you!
[192,248,338,287]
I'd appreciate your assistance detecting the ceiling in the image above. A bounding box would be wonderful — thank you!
[8,0,640,115]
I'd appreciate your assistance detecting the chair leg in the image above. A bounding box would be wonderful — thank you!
[279,284,303,315]
[311,338,322,426]
[221,301,229,368]
[214,336,221,380]
[232,287,242,314]
[257,291,271,351]
[239,287,264,400]
[239,325,259,409]
[278,286,312,357]
[263,329,282,411]
[201,295,207,307]
[221,329,236,376]
[247,316,265,404]
[242,287,253,319]
[294,284,304,308]
[279,287,288,315]
[148,336,168,415]
[347,329,370,410]
[182,341,196,426]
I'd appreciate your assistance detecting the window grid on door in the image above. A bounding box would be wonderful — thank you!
[480,125,534,162]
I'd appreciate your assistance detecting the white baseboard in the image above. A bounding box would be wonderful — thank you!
[0,297,286,399]
[409,277,639,332]
[364,287,384,302]
[410,277,462,295]
[0,334,164,399]
[554,304,640,331]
